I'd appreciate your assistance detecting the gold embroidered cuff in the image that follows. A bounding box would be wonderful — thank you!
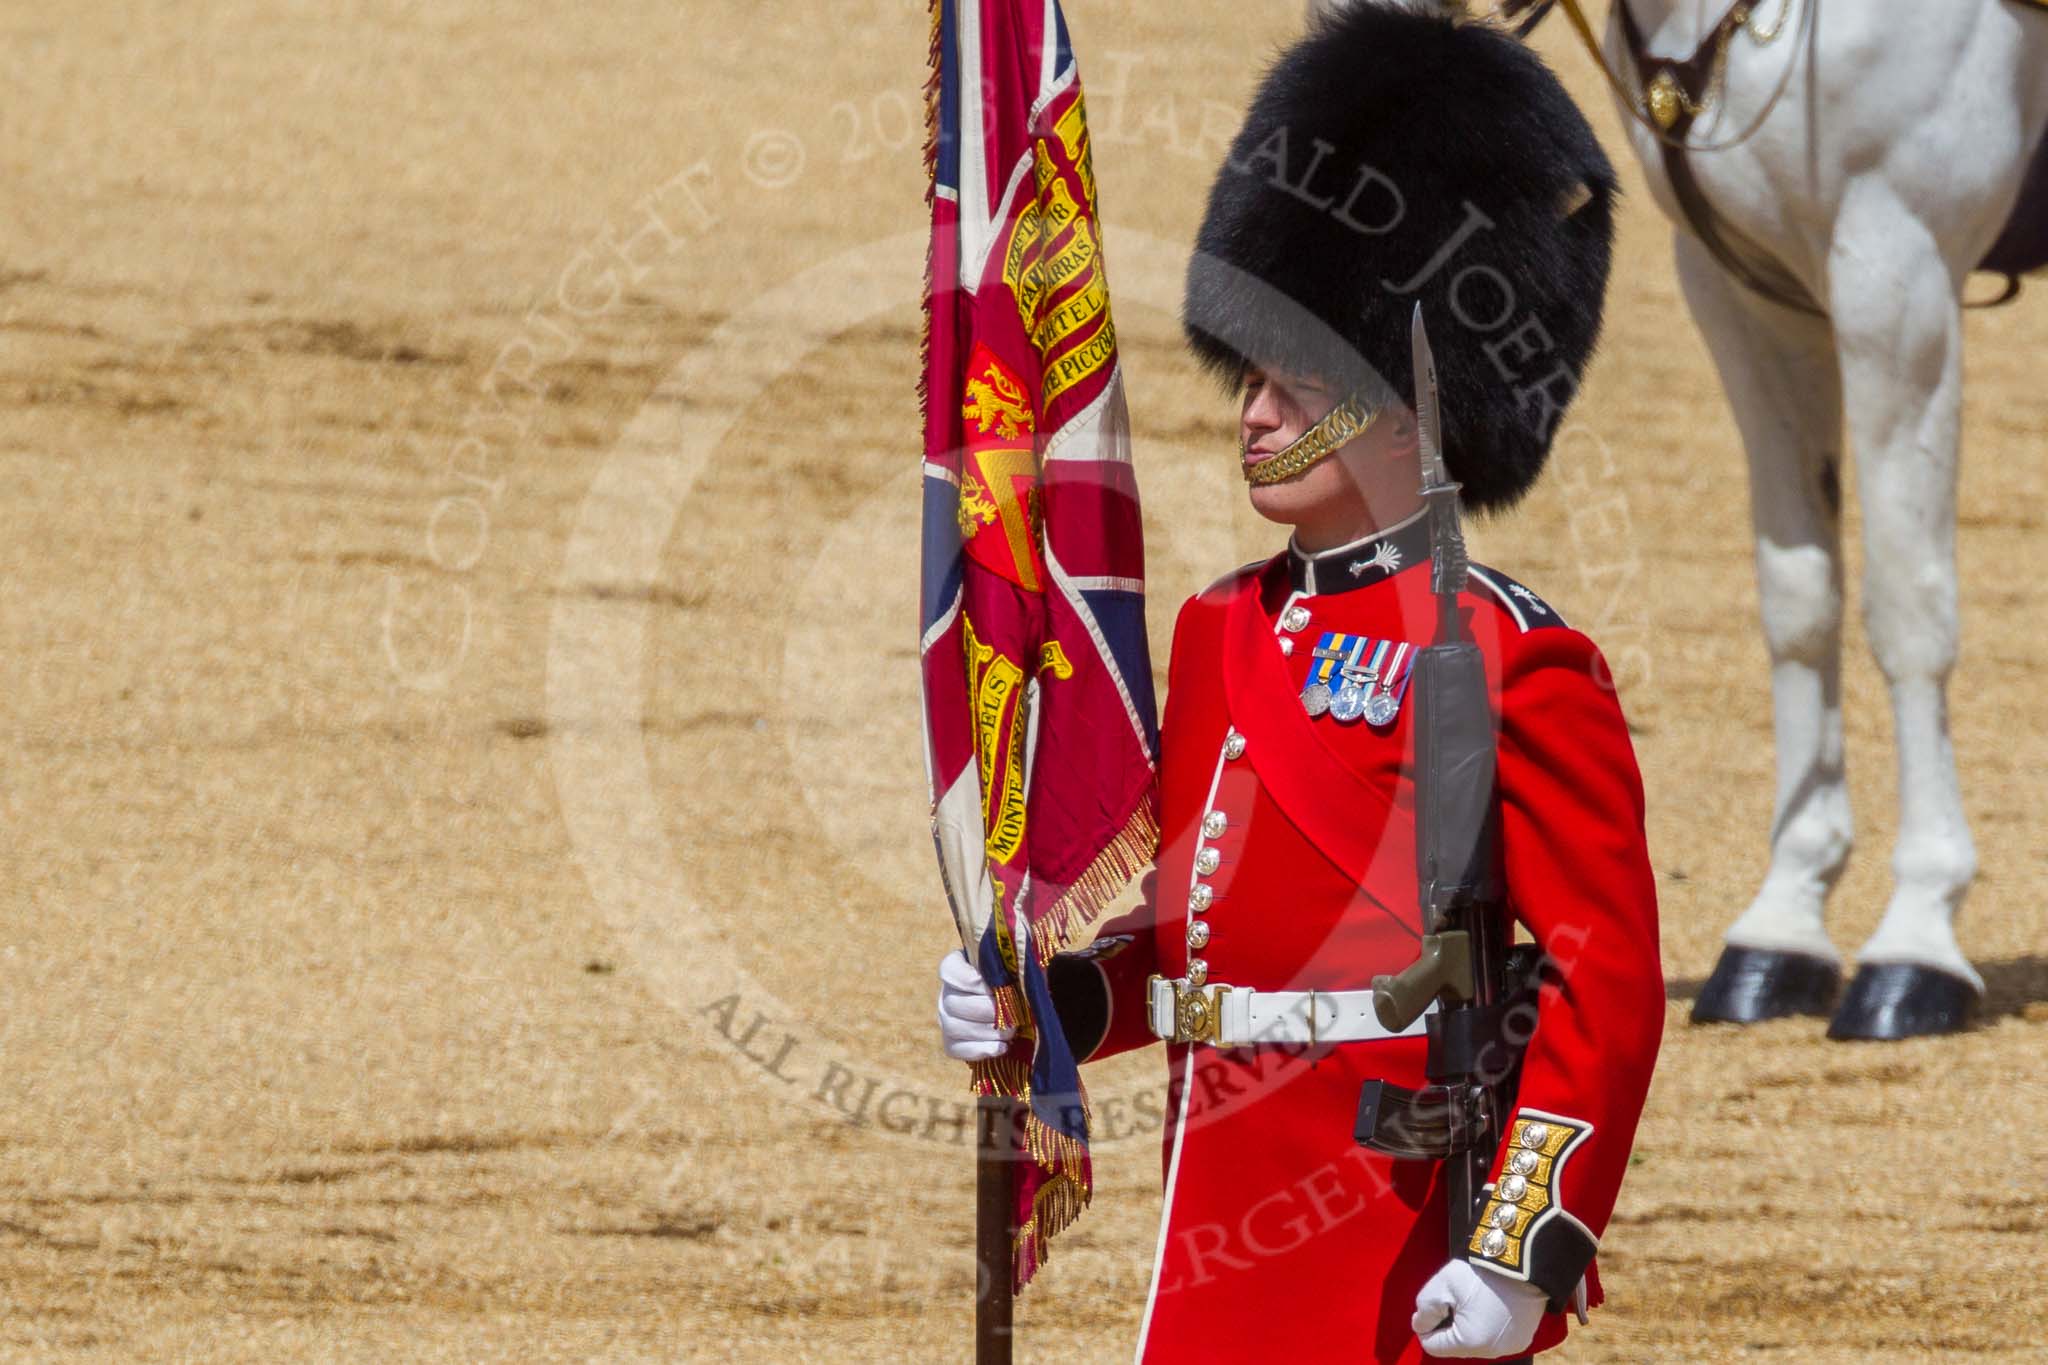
[1466,1109,1597,1306]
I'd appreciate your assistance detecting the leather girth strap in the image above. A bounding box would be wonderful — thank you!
[1611,0,2048,311]
[1614,0,1825,316]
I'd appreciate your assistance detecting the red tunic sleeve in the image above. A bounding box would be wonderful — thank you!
[1462,625,1664,1308]
[1050,878,1161,1062]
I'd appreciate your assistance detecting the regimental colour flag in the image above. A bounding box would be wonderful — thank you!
[917,0,1158,1289]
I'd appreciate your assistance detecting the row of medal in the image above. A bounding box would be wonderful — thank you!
[1300,633,1417,726]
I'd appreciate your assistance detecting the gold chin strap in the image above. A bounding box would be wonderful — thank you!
[1241,394,1378,486]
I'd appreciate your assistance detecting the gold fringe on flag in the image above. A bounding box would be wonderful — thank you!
[968,1047,1098,1289]
[987,980,1028,1034]
[1013,1170,1089,1287]
[1022,1096,1092,1183]
[915,0,944,432]
[1030,795,1160,966]
[968,1053,1029,1100]
[968,1059,1093,1176]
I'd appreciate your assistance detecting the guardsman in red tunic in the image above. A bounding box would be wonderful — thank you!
[938,6,1661,1359]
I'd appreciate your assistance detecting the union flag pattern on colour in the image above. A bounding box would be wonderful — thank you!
[917,0,1158,1290]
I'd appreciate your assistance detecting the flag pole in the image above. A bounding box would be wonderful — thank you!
[975,1094,1016,1364]
[922,3,1153,1353]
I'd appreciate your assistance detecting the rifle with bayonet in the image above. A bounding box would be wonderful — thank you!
[1353,304,1542,1255]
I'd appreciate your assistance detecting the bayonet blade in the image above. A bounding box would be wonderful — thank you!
[1411,304,1468,602]
[1412,303,1450,495]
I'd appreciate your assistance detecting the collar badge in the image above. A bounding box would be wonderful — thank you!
[1348,542,1404,578]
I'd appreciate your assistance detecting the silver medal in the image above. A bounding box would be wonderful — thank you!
[1364,689,1398,726]
[1329,682,1368,723]
[1363,643,1408,727]
[1300,682,1333,718]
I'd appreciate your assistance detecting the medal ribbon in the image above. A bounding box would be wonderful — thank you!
[1300,634,1420,723]
[1306,631,1349,691]
[1344,639,1388,691]
[1375,642,1417,710]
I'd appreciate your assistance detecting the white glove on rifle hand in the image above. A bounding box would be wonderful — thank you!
[1411,1258,1548,1359]
[936,950,1016,1062]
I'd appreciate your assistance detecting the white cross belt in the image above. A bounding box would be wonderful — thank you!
[1146,975,1437,1047]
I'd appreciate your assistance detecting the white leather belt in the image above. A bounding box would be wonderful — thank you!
[1146,975,1436,1047]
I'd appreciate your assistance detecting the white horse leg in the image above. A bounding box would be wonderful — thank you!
[1825,187,1982,1038]
[1672,235,1854,1023]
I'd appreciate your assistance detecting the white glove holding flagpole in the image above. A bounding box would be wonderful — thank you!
[1411,1258,1548,1358]
[937,950,1016,1062]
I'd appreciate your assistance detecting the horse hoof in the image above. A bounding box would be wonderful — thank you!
[1690,946,1840,1024]
[1826,963,1980,1041]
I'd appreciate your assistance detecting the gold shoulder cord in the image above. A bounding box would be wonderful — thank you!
[1241,394,1378,486]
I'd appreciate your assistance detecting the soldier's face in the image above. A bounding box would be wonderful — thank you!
[1240,364,1409,545]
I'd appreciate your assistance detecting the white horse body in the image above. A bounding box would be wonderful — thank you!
[1610,0,2048,1013]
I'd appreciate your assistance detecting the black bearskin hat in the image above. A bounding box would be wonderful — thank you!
[1183,4,1616,509]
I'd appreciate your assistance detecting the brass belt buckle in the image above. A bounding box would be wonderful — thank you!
[1173,980,1228,1044]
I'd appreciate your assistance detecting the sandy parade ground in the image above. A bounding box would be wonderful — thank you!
[1,1,2046,1359]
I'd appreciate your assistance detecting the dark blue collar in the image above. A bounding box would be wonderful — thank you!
[1286,509,1433,596]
